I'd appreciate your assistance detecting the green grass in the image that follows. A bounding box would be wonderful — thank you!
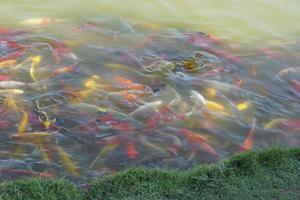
[1,148,299,200]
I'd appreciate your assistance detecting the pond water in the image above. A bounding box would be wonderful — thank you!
[0,0,299,181]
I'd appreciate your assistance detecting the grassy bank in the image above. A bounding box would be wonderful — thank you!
[0,148,299,200]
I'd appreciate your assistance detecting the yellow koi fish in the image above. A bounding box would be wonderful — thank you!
[30,56,42,82]
[17,109,29,134]
[19,18,65,26]
[90,143,118,169]
[206,100,227,114]
[11,131,54,144]
[236,102,250,111]
[0,89,24,95]
[56,146,79,176]
[264,118,286,129]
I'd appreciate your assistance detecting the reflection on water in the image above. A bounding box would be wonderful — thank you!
[0,2,300,182]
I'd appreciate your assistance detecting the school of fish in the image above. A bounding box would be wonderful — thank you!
[0,17,299,181]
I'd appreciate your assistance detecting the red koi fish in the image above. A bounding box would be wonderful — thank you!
[240,117,257,152]
[288,79,300,93]
[0,120,9,129]
[49,41,78,63]
[0,40,24,49]
[126,143,139,159]
[188,32,221,47]
[180,128,218,156]
[145,106,184,130]
[98,114,132,132]
[207,48,243,63]
[0,28,29,37]
[0,75,12,81]
[280,119,300,130]
[201,67,226,78]
[259,48,282,59]
[114,76,152,96]
[0,48,27,62]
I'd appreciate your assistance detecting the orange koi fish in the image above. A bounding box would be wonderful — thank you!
[0,60,17,68]
[235,77,243,87]
[126,143,139,159]
[51,65,76,77]
[240,117,257,152]
[180,128,217,156]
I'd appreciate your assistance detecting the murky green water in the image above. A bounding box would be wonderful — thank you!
[0,1,299,181]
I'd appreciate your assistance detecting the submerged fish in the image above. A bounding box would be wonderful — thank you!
[56,146,79,176]
[0,60,17,68]
[278,67,300,76]
[180,128,218,157]
[288,79,300,93]
[29,56,42,82]
[17,109,29,134]
[19,17,65,26]
[240,117,257,152]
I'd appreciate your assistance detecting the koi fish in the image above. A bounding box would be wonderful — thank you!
[30,56,42,82]
[19,17,65,26]
[17,109,29,134]
[235,77,243,87]
[0,75,12,81]
[206,48,243,63]
[288,79,300,93]
[180,128,217,156]
[236,102,250,111]
[264,118,286,129]
[129,100,162,118]
[206,100,227,113]
[51,65,76,77]
[0,40,25,49]
[188,32,220,47]
[0,89,24,95]
[259,48,282,59]
[56,146,79,176]
[185,90,207,117]
[0,48,26,62]
[0,60,17,68]
[278,67,300,76]
[204,87,217,97]
[90,143,119,169]
[0,28,30,37]
[0,81,27,89]
[126,143,139,159]
[11,131,54,144]
[0,120,9,129]
[240,117,257,152]
[201,67,226,78]
[280,119,300,130]
[251,66,257,77]
[139,134,166,154]
[49,41,78,63]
